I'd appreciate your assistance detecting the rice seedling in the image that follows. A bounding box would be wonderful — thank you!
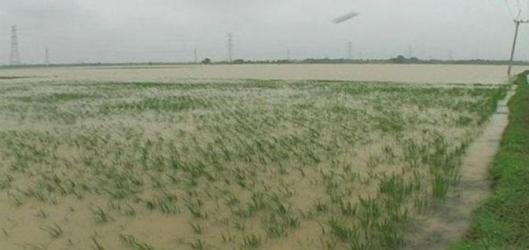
[41,223,63,239]
[91,207,113,224]
[241,234,261,249]
[190,222,202,235]
[92,236,106,250]
[120,234,155,250]
[190,239,205,250]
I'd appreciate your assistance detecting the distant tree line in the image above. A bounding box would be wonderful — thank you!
[212,55,529,66]
[2,55,529,68]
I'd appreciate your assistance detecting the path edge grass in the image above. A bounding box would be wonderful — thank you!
[453,72,529,250]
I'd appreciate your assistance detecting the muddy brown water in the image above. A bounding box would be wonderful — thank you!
[402,86,516,250]
[0,64,525,84]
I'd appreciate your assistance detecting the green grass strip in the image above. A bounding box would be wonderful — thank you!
[453,73,529,250]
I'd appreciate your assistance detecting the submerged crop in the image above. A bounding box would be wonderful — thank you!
[0,79,506,249]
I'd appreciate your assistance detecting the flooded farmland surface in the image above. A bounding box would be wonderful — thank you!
[0,78,509,249]
[0,64,525,84]
[0,64,522,249]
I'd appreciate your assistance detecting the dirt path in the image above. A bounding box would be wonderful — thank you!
[402,86,516,250]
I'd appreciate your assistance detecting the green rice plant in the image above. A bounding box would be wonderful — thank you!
[412,192,430,214]
[374,217,405,248]
[184,198,205,218]
[221,232,235,243]
[245,192,267,215]
[35,209,48,219]
[120,234,155,250]
[190,222,202,235]
[109,201,137,217]
[241,234,261,249]
[366,155,382,169]
[357,197,382,230]
[328,218,362,248]
[91,207,113,224]
[263,212,300,238]
[158,194,179,214]
[339,199,357,217]
[91,236,105,250]
[315,200,328,213]
[378,174,414,205]
[431,172,450,199]
[190,239,205,250]
[401,138,429,169]
[0,174,13,190]
[233,220,246,231]
[41,223,63,239]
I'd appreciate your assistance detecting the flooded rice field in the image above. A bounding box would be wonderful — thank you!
[0,74,509,249]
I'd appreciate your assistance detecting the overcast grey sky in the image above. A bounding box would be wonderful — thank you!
[1,0,528,64]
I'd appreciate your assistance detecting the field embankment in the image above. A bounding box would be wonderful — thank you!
[453,73,529,249]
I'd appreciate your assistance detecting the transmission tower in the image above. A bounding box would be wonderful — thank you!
[227,33,233,62]
[45,48,50,65]
[348,41,353,60]
[194,48,198,64]
[10,26,20,65]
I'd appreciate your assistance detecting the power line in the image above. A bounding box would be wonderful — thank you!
[504,0,516,19]
[527,0,529,19]
[10,25,20,65]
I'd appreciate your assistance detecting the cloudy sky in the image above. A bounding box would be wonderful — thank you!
[0,0,528,64]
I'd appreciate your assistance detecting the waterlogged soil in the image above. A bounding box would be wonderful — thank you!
[0,79,507,249]
[402,87,516,250]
